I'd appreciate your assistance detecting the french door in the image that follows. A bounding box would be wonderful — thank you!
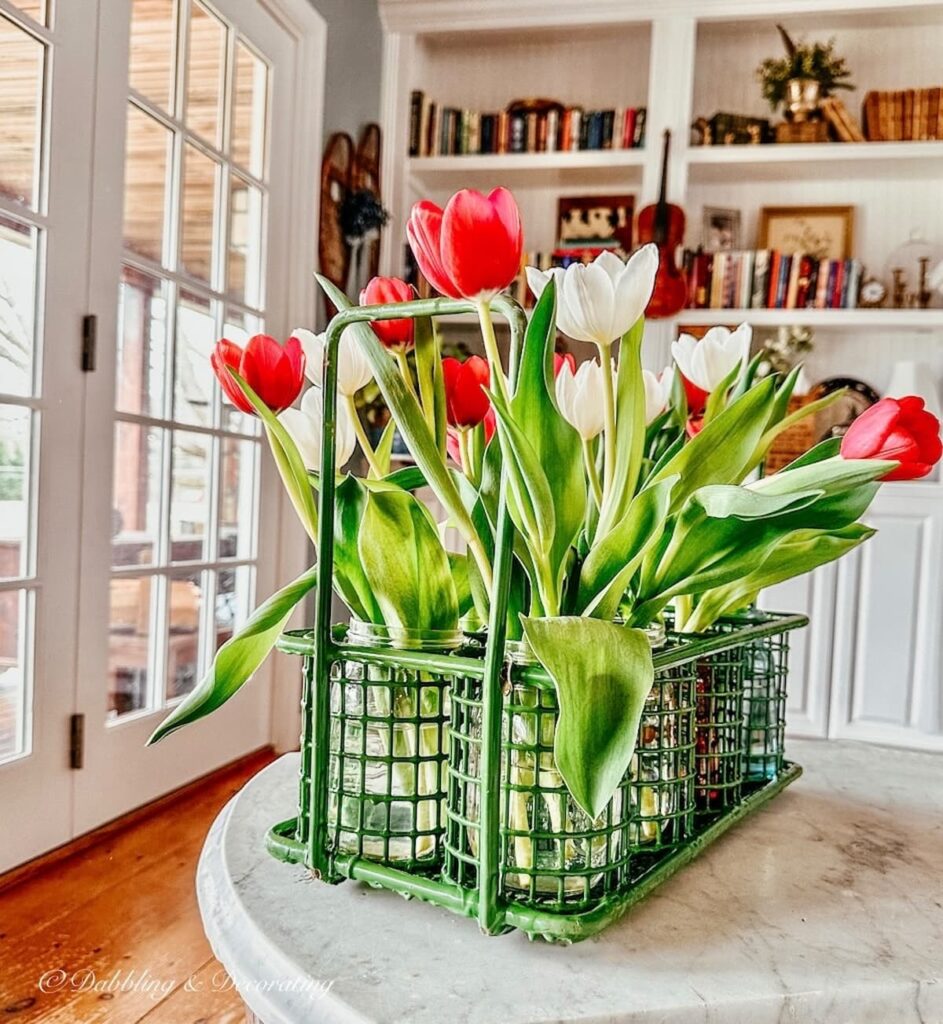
[0,0,324,870]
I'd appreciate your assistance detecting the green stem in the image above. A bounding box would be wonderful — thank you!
[583,439,603,509]
[598,342,617,500]
[476,300,511,406]
[395,348,417,398]
[344,394,384,478]
[534,555,559,618]
[457,427,480,487]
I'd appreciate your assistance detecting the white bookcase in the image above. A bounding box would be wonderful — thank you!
[377,0,943,752]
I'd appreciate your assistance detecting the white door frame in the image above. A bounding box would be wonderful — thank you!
[0,0,100,871]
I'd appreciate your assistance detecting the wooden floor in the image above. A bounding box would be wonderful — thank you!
[0,751,274,1023]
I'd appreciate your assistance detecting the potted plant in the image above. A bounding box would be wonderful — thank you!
[757,25,854,121]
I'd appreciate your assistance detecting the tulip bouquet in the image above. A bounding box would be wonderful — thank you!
[151,185,942,855]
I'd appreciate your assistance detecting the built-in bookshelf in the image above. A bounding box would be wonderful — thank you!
[378,0,943,755]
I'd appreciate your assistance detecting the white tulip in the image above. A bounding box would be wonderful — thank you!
[526,245,658,349]
[293,326,373,397]
[279,386,356,472]
[554,358,613,441]
[671,323,752,394]
[642,366,674,425]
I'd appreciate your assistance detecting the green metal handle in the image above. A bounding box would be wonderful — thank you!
[307,292,527,911]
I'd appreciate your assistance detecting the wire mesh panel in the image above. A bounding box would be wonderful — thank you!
[740,629,789,783]
[693,648,746,814]
[326,654,450,870]
[446,674,634,910]
[629,664,697,855]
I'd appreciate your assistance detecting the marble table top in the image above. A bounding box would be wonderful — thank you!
[197,740,943,1024]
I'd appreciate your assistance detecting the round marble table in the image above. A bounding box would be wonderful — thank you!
[197,739,943,1024]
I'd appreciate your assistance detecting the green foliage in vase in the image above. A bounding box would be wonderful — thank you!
[756,27,853,109]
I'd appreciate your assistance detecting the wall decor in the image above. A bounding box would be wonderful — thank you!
[557,194,635,252]
[758,205,854,261]
[702,206,741,251]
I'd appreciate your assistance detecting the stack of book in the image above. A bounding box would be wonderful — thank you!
[684,249,863,311]
[408,91,646,157]
[863,88,943,141]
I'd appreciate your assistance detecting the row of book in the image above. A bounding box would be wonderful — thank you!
[863,87,943,141]
[684,249,863,311]
[408,91,646,157]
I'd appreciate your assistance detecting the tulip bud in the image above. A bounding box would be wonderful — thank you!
[671,324,751,404]
[293,326,373,397]
[840,396,942,481]
[407,188,523,301]
[360,276,415,351]
[211,334,305,415]
[643,366,673,425]
[554,358,612,441]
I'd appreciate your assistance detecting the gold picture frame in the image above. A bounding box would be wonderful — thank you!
[758,205,855,261]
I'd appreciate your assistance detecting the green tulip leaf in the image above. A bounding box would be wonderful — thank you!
[369,419,397,480]
[333,475,384,622]
[686,523,876,631]
[651,376,777,510]
[521,617,655,819]
[148,565,320,744]
[577,475,678,619]
[358,487,458,633]
[597,317,646,536]
[781,436,842,471]
[509,280,585,581]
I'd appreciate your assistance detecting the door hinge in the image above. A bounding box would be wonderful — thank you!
[81,314,97,372]
[69,713,85,770]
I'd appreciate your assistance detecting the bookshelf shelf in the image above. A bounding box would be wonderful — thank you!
[675,308,943,331]
[686,140,943,182]
[407,148,648,184]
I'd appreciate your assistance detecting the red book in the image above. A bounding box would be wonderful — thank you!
[623,109,637,149]
[794,255,814,308]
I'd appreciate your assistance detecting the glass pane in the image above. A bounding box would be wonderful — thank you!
[0,405,31,581]
[221,311,261,435]
[8,2,45,25]
[219,437,256,558]
[112,421,162,568]
[0,214,38,397]
[123,104,170,264]
[180,144,218,283]
[128,0,176,111]
[174,290,216,426]
[0,16,44,209]
[116,267,168,417]
[214,564,252,650]
[0,588,29,762]
[227,177,264,308]
[108,575,152,717]
[167,570,202,700]
[186,1,226,147]
[231,42,267,177]
[170,430,209,562]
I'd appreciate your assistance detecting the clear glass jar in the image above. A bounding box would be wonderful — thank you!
[328,620,461,867]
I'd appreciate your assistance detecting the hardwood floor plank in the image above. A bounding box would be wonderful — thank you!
[0,753,272,1024]
[0,751,274,942]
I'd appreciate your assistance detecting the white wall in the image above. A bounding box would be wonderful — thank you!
[309,0,383,141]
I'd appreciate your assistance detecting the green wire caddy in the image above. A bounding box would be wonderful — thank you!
[264,297,807,944]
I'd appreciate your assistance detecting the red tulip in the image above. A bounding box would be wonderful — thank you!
[443,355,491,428]
[211,334,305,415]
[406,188,523,300]
[360,276,415,350]
[685,413,704,438]
[840,396,942,481]
[554,351,576,378]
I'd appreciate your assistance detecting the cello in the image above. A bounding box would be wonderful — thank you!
[637,128,687,318]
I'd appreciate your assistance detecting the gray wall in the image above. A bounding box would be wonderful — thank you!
[309,0,383,141]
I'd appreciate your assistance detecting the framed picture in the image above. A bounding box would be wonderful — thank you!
[557,195,634,252]
[758,205,855,261]
[702,206,741,252]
